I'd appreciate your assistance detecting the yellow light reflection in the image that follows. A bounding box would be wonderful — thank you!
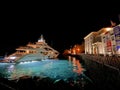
[68,56,85,75]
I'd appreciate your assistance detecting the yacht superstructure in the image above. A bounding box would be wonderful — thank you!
[2,35,59,63]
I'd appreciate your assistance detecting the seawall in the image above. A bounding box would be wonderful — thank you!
[76,54,120,90]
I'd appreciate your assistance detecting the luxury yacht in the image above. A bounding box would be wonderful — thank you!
[2,35,59,63]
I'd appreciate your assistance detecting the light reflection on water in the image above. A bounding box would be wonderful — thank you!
[0,57,86,80]
[70,57,85,75]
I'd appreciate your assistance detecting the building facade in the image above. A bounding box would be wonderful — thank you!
[113,24,120,55]
[84,32,97,54]
[84,24,120,56]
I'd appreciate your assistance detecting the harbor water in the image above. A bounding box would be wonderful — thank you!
[0,56,94,89]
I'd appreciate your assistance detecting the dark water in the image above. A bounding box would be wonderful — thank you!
[0,56,94,89]
[0,57,120,90]
[82,55,120,90]
[0,57,87,79]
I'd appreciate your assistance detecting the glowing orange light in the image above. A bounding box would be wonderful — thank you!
[106,28,112,31]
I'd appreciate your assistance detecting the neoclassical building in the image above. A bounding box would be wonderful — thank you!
[84,24,120,56]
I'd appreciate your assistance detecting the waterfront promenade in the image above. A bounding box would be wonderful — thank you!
[79,54,120,70]
[77,53,120,89]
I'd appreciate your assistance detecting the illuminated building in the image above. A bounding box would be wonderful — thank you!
[84,24,120,56]
[84,32,97,54]
[113,24,120,55]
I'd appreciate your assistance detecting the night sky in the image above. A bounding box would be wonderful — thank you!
[0,3,120,55]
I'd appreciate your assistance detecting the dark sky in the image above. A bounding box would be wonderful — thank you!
[0,3,120,55]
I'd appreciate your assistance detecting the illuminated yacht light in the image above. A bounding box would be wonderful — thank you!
[9,56,16,59]
[31,60,38,62]
[19,60,39,64]
[20,61,31,64]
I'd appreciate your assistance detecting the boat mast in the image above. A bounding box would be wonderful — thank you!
[38,34,45,43]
